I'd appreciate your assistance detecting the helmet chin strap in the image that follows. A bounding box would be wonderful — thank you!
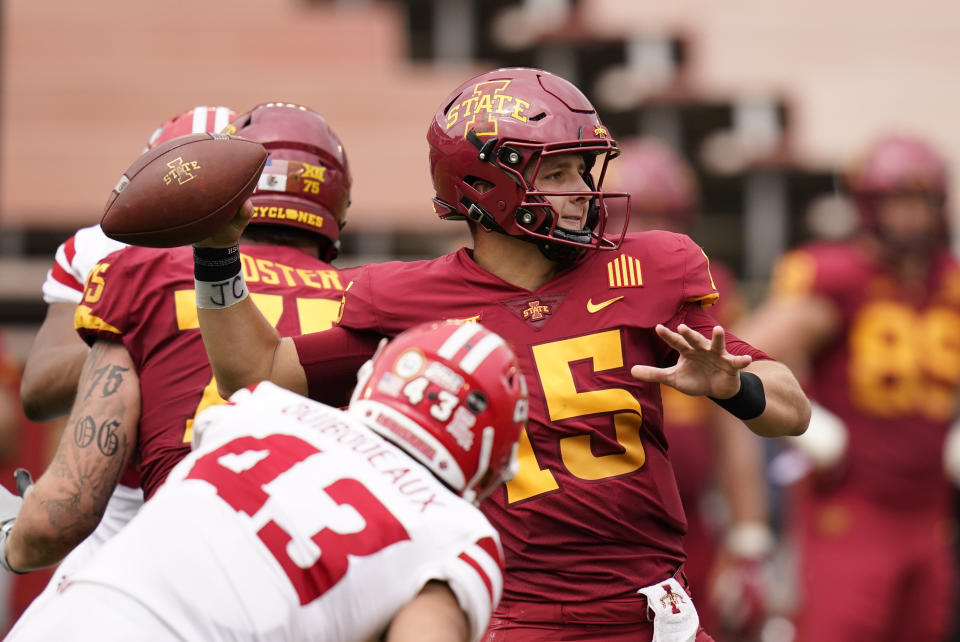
[536,228,589,263]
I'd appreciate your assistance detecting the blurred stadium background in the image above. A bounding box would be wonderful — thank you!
[1,0,959,635]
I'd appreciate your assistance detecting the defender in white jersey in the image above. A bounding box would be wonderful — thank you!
[8,321,528,641]
[15,106,235,611]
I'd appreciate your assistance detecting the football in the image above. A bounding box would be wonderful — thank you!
[101,133,268,248]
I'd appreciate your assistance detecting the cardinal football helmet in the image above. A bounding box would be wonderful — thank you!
[427,67,630,262]
[348,320,528,505]
[612,137,698,234]
[845,134,950,247]
[144,105,237,151]
[224,102,352,262]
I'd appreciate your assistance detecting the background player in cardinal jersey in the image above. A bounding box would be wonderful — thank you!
[0,102,354,575]
[611,137,774,640]
[5,321,527,642]
[734,134,960,641]
[11,105,235,603]
[190,67,810,641]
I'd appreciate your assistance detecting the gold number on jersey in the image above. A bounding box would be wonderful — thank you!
[849,302,960,421]
[83,263,110,303]
[506,329,646,503]
[175,290,341,442]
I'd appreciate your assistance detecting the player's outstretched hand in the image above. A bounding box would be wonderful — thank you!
[630,324,752,398]
[193,199,255,249]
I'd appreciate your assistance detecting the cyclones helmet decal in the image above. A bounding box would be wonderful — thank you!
[427,67,630,261]
[224,102,352,261]
[144,105,237,151]
[348,320,528,505]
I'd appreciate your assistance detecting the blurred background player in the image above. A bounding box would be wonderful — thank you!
[5,320,528,642]
[10,105,236,612]
[733,134,960,641]
[0,102,353,576]
[611,137,773,641]
[190,67,810,641]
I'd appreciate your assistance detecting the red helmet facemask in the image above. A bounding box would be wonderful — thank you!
[224,102,352,262]
[845,135,950,254]
[427,67,630,263]
[348,320,528,506]
[144,105,238,151]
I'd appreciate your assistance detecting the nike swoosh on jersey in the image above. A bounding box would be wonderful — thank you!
[586,296,624,313]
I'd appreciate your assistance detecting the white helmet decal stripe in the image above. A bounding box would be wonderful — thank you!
[460,333,506,374]
[213,106,233,134]
[437,322,482,360]
[191,106,208,133]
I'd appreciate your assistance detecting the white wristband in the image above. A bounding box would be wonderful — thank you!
[725,522,775,559]
[195,272,249,310]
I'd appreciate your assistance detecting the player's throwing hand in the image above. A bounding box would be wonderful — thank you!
[630,324,752,399]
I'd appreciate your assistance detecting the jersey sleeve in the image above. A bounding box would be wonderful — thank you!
[768,243,857,304]
[42,225,127,304]
[336,265,386,334]
[679,235,720,308]
[292,327,381,406]
[73,248,147,351]
[428,533,504,642]
[669,303,771,362]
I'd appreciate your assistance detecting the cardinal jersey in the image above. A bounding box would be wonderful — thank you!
[308,231,769,609]
[771,241,960,510]
[75,244,345,499]
[9,383,502,642]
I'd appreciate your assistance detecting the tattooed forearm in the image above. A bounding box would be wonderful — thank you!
[81,343,130,400]
[45,431,132,533]
[6,339,140,571]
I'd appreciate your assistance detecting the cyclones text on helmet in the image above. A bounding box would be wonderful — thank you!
[144,105,237,151]
[845,134,950,242]
[348,320,528,506]
[224,102,352,262]
[427,67,630,262]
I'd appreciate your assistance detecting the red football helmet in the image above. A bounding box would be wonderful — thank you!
[845,134,951,247]
[427,67,630,262]
[612,137,698,234]
[224,102,352,262]
[144,105,238,151]
[348,320,528,505]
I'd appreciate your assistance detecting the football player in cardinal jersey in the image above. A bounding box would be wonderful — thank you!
[11,105,235,610]
[612,137,774,641]
[1,103,353,579]
[734,134,960,641]
[5,321,528,642]
[191,67,810,642]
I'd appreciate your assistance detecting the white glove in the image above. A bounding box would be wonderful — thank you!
[943,419,960,486]
[790,402,848,469]
[768,402,847,485]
